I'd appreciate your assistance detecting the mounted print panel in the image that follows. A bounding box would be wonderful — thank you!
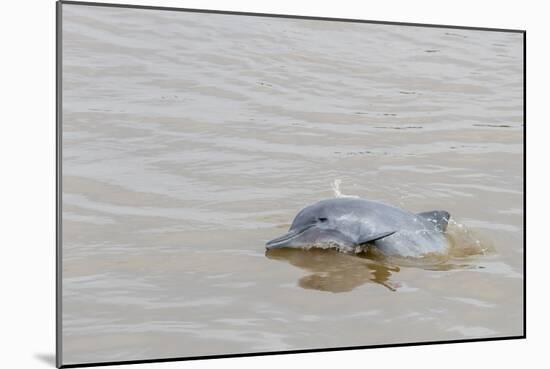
[57,1,525,367]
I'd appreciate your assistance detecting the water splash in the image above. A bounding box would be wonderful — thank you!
[302,241,365,254]
[446,218,494,257]
[331,179,358,198]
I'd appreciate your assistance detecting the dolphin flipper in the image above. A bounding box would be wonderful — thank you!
[356,230,396,245]
[417,210,450,232]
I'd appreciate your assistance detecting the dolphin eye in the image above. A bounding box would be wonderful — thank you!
[318,217,328,222]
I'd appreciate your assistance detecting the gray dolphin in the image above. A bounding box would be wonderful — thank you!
[265,198,451,258]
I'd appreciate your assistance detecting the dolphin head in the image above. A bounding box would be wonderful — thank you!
[266,201,343,250]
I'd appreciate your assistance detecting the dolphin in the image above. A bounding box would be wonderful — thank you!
[265,197,451,258]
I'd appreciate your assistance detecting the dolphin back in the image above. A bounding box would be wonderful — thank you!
[416,210,451,232]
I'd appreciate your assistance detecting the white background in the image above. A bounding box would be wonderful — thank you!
[0,0,546,368]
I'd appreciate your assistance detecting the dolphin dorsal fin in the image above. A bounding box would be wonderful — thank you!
[357,230,396,245]
[417,210,451,232]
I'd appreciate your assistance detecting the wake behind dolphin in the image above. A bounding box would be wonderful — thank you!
[266,197,451,258]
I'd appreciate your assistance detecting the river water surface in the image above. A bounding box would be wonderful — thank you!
[61,4,524,365]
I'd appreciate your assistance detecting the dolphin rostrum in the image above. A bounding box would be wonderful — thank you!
[265,198,451,258]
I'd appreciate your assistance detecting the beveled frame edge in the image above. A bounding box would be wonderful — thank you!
[56,1,63,367]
